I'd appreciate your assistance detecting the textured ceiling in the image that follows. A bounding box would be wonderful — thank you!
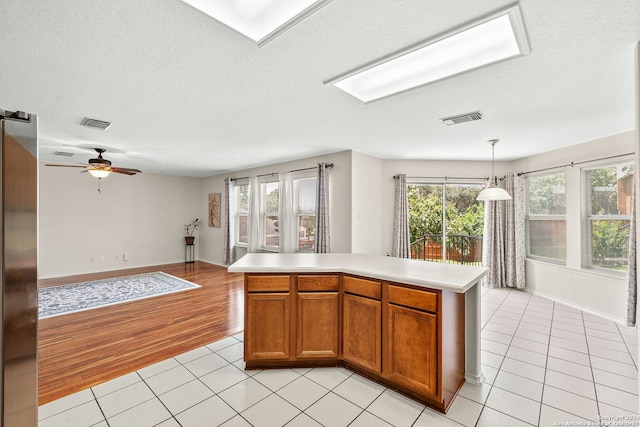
[1,0,639,177]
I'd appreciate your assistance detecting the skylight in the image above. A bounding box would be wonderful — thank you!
[181,0,331,45]
[326,4,531,103]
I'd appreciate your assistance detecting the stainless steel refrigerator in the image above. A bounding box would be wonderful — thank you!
[0,109,38,426]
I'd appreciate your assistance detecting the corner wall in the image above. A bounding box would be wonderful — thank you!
[351,151,383,254]
[38,163,200,278]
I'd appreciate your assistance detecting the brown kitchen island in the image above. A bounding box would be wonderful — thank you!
[228,253,487,413]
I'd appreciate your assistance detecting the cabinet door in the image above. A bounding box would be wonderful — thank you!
[246,293,290,361]
[297,292,339,359]
[386,304,438,397]
[343,293,381,372]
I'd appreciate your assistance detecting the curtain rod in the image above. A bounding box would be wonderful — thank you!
[517,152,634,176]
[231,163,333,181]
[393,175,487,180]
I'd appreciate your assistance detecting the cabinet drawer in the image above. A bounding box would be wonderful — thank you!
[388,285,438,313]
[298,275,340,292]
[247,275,290,292]
[343,276,381,300]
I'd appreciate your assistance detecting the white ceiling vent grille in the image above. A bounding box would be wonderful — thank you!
[80,117,111,130]
[54,151,74,157]
[440,111,484,126]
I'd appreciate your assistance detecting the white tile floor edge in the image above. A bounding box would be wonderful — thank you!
[38,288,639,427]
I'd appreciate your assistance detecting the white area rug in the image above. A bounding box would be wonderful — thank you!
[38,272,201,318]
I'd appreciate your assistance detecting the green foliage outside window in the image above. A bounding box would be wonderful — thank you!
[587,164,633,271]
[408,184,484,264]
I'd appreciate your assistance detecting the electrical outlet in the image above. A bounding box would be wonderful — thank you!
[115,255,119,261]
[100,256,105,262]
[123,252,128,261]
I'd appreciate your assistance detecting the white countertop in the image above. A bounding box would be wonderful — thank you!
[228,253,487,293]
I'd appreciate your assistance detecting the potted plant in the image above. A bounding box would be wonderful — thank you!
[184,218,201,245]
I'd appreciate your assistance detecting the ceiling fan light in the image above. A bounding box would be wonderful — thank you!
[88,169,112,179]
[476,185,512,201]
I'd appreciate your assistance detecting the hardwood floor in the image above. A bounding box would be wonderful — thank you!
[37,261,244,405]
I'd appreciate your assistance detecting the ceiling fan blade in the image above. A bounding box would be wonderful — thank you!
[45,163,88,168]
[111,167,142,175]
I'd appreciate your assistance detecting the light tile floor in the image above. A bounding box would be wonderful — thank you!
[39,287,640,426]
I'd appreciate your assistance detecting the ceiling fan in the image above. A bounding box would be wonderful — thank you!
[46,148,142,179]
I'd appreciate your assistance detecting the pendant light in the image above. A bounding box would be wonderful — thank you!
[476,139,511,201]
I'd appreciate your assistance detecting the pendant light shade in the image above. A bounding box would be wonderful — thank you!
[476,182,512,201]
[477,139,511,201]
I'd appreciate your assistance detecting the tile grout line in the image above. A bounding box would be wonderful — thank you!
[616,321,639,371]
[89,387,110,427]
[135,363,189,427]
[537,299,556,427]
[582,308,603,423]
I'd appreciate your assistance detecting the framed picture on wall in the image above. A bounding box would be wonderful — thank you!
[208,193,221,227]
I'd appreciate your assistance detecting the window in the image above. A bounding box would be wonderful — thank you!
[235,184,248,245]
[235,175,318,252]
[585,163,633,271]
[407,183,484,265]
[526,172,566,261]
[295,177,317,253]
[262,181,280,250]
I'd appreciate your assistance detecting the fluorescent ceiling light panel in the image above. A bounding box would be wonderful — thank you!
[327,4,531,102]
[180,0,331,45]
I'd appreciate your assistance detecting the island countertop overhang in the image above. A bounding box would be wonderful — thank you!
[228,253,487,293]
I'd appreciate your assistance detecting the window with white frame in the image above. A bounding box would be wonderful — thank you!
[526,172,567,262]
[235,183,249,245]
[585,162,633,271]
[234,175,319,252]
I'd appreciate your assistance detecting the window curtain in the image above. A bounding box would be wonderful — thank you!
[247,176,261,253]
[223,177,235,264]
[626,183,636,327]
[482,172,526,288]
[279,172,296,253]
[315,163,331,253]
[392,174,410,258]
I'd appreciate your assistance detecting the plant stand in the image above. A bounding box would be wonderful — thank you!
[185,243,195,264]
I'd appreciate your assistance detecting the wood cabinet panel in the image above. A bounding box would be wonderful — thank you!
[243,271,466,413]
[343,276,381,300]
[245,293,290,360]
[343,293,381,372]
[297,275,340,292]
[247,275,290,292]
[388,285,438,313]
[297,292,339,358]
[386,304,438,398]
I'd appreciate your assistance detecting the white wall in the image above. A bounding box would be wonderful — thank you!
[512,131,636,322]
[351,151,382,254]
[38,163,200,278]
[198,151,353,266]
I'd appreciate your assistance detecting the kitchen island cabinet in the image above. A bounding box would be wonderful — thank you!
[229,253,487,413]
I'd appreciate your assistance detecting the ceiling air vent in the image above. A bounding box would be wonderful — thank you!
[440,111,484,126]
[54,151,74,157]
[80,117,111,130]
